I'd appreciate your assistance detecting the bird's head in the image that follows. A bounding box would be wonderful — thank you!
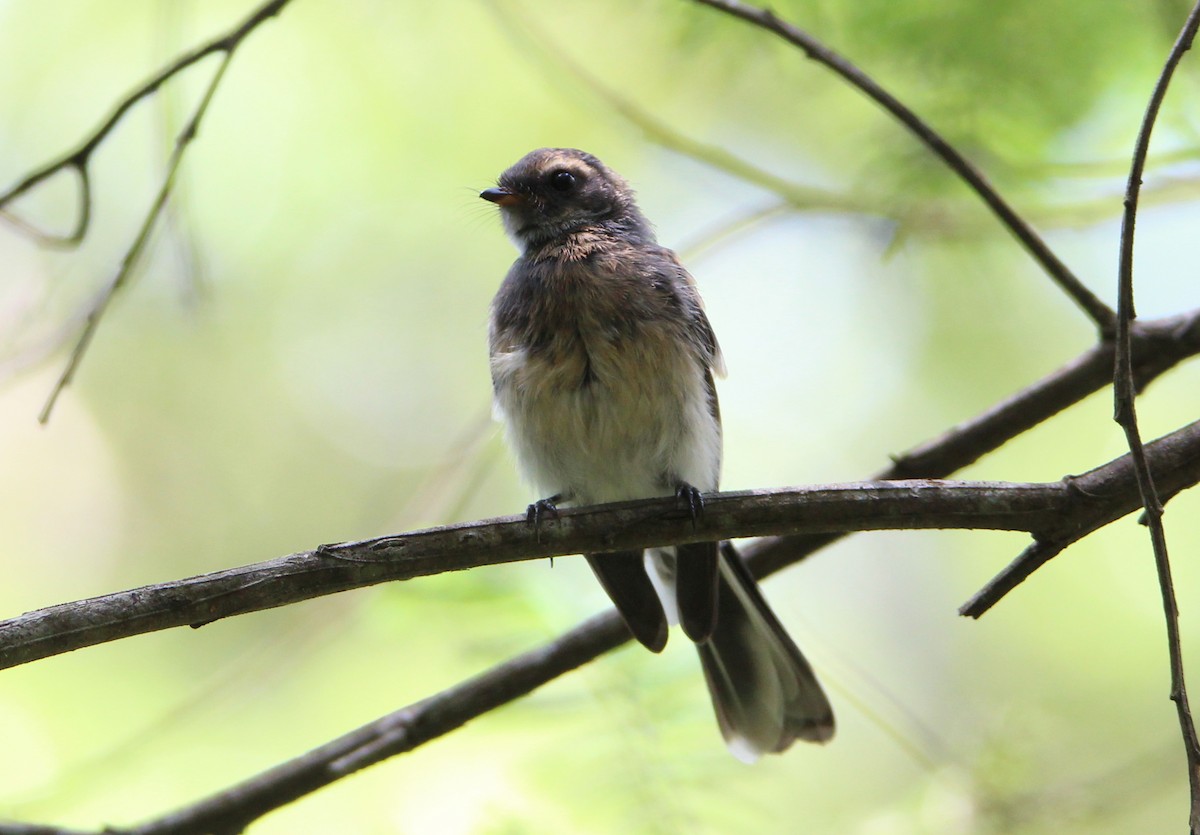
[481,148,651,252]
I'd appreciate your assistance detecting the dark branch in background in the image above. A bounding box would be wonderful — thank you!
[485,1,861,219]
[690,0,1116,332]
[120,612,631,835]
[491,1,1200,257]
[0,0,296,422]
[751,306,1200,583]
[1114,3,1200,830]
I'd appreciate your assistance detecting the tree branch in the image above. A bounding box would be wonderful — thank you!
[0,0,297,423]
[10,419,1189,834]
[122,611,631,835]
[484,1,861,217]
[36,50,234,423]
[6,302,1200,669]
[690,0,1116,332]
[746,308,1200,581]
[4,416,1200,674]
[0,0,293,245]
[1113,2,1200,830]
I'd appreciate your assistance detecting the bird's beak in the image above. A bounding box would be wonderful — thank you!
[480,187,521,206]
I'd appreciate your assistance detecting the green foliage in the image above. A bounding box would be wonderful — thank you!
[1,1,1198,833]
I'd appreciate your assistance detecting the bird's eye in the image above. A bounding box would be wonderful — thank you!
[550,170,576,191]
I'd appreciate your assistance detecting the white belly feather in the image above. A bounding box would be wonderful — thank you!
[491,338,721,505]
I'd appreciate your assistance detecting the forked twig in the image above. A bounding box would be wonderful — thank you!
[0,0,297,422]
[0,0,292,245]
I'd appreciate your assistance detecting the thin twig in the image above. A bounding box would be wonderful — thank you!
[484,0,859,217]
[958,539,1066,619]
[690,0,1116,333]
[1114,2,1200,829]
[0,0,293,245]
[37,51,234,423]
[0,0,296,422]
[154,0,210,306]
[673,199,794,262]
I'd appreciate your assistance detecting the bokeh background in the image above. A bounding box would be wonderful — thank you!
[2,0,1199,832]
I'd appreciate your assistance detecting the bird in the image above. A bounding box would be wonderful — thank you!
[481,147,834,761]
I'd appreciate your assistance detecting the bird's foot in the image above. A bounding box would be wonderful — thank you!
[525,494,562,542]
[675,483,705,531]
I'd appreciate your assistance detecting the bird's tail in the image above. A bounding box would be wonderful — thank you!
[695,543,835,762]
[585,550,669,653]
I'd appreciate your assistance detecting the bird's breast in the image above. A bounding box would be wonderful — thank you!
[491,314,717,503]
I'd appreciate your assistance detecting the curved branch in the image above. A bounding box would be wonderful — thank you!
[1113,2,1200,828]
[0,0,293,246]
[690,0,1116,332]
[484,1,860,217]
[37,50,235,423]
[0,0,297,422]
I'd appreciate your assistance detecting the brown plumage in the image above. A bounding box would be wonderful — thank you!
[482,148,834,759]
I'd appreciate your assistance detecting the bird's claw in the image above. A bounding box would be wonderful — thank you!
[526,495,561,542]
[676,483,704,531]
